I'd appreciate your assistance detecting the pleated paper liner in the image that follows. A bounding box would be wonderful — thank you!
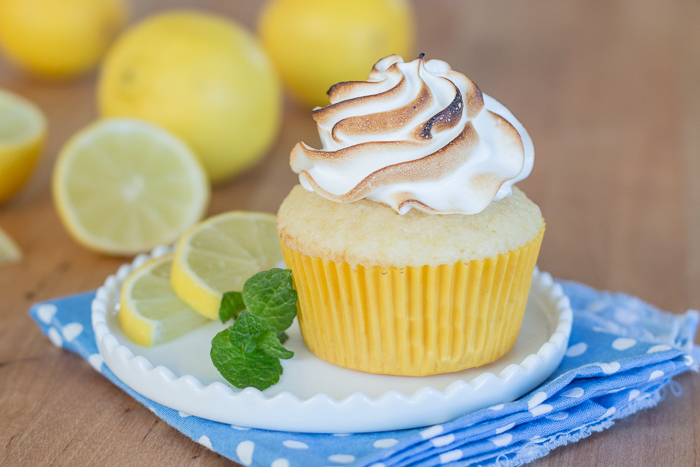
[281,226,545,376]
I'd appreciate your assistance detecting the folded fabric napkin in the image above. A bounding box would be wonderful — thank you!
[30,280,699,467]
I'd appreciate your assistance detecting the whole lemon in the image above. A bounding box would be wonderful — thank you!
[98,11,281,184]
[0,0,128,79]
[258,0,414,108]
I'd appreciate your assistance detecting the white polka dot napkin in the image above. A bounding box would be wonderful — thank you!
[30,281,699,467]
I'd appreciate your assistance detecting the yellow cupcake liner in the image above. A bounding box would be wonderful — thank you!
[281,226,545,376]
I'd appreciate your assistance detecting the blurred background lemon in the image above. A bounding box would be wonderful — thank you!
[0,0,128,79]
[258,0,414,108]
[98,11,282,184]
[0,226,22,266]
[0,89,46,204]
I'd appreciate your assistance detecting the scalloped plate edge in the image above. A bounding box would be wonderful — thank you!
[93,247,573,433]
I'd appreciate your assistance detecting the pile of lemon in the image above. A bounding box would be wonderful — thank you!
[0,0,415,336]
[0,0,414,259]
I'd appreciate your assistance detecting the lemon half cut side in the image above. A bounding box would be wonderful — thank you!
[0,89,47,203]
[171,211,283,320]
[52,119,210,256]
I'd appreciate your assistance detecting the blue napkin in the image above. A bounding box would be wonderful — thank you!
[30,280,699,467]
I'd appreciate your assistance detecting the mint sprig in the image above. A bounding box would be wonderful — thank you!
[210,268,297,391]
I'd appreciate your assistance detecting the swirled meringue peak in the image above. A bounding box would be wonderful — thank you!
[290,54,534,215]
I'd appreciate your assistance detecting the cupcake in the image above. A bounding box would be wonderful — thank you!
[277,55,543,376]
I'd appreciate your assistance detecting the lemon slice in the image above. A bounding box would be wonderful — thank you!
[0,89,46,203]
[171,212,282,320]
[52,119,210,255]
[0,226,21,265]
[119,253,210,347]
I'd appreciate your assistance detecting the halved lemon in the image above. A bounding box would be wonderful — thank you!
[0,226,21,265]
[52,119,210,255]
[0,89,46,203]
[171,211,282,320]
[119,253,210,347]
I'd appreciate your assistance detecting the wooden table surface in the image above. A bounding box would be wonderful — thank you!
[2,0,700,465]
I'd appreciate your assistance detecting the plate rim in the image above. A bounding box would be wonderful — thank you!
[92,245,573,432]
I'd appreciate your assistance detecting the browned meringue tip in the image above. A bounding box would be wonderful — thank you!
[290,142,314,172]
[322,54,406,105]
[289,53,530,215]
[414,81,463,140]
[330,80,432,142]
[369,54,404,76]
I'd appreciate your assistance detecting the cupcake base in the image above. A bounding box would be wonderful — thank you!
[281,226,545,376]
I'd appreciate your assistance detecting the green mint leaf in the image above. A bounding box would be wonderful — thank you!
[228,311,268,346]
[219,291,246,323]
[242,268,297,334]
[210,269,299,392]
[244,338,259,354]
[254,329,294,359]
[210,328,283,391]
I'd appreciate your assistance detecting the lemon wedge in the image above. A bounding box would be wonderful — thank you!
[52,119,210,255]
[0,89,46,203]
[119,253,210,347]
[0,226,21,265]
[171,212,282,320]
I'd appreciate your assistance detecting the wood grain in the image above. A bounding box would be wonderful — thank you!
[1,1,699,466]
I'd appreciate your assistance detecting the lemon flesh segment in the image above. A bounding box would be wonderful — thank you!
[0,226,21,265]
[171,212,282,320]
[119,253,210,347]
[52,119,210,255]
[0,89,47,203]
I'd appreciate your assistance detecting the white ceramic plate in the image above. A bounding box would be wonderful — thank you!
[93,246,572,433]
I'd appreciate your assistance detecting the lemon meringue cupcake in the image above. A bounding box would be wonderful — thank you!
[278,55,544,376]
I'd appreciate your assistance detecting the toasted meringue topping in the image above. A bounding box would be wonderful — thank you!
[290,55,534,215]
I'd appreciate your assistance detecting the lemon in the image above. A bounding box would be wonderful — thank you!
[52,119,210,256]
[99,11,282,184]
[119,253,210,347]
[0,0,128,79]
[0,226,22,266]
[258,0,414,108]
[0,89,47,203]
[171,212,282,320]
